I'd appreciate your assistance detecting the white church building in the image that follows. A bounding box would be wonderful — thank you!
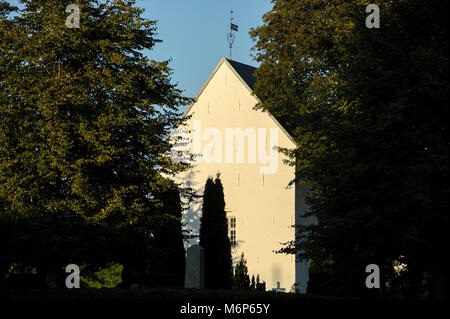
[172,58,312,293]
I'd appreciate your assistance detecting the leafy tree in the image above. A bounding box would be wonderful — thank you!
[233,253,250,290]
[144,183,186,287]
[199,174,232,290]
[0,0,190,287]
[251,0,448,298]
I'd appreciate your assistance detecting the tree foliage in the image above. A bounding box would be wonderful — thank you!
[144,184,186,287]
[251,0,448,298]
[0,0,190,286]
[199,174,232,290]
[233,253,250,290]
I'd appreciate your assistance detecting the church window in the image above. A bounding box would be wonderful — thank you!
[230,217,236,229]
[228,215,237,246]
[230,230,236,246]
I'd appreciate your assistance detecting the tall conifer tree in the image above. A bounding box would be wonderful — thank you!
[199,174,232,289]
[233,253,250,290]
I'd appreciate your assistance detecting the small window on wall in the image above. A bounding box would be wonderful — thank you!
[230,230,236,246]
[228,216,237,247]
[230,217,236,229]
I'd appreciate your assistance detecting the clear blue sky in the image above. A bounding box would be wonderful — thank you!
[135,0,273,100]
[8,0,273,103]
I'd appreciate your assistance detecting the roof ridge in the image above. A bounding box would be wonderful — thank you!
[182,58,295,143]
[224,58,257,90]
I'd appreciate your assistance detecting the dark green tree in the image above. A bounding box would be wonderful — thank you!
[233,253,250,290]
[199,174,232,290]
[0,0,190,287]
[250,275,256,290]
[251,0,448,298]
[255,274,266,291]
[143,182,186,287]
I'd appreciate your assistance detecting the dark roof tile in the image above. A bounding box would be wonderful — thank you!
[226,58,257,90]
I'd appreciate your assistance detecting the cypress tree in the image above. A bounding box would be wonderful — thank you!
[233,253,250,290]
[250,275,256,290]
[255,274,266,291]
[199,174,232,289]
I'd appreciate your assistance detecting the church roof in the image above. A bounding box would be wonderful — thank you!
[225,58,257,90]
[183,58,294,143]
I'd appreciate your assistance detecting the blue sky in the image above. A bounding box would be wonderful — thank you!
[135,0,273,100]
[8,0,273,103]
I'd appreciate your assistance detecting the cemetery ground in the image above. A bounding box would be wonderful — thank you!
[1,287,430,318]
[0,268,432,317]
[1,286,322,300]
[0,264,323,300]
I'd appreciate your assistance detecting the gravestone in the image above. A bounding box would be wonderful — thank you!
[271,281,286,292]
[184,245,205,289]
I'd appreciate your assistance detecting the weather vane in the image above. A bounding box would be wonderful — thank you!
[227,10,238,60]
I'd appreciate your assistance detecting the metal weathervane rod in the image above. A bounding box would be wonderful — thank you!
[227,10,238,60]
